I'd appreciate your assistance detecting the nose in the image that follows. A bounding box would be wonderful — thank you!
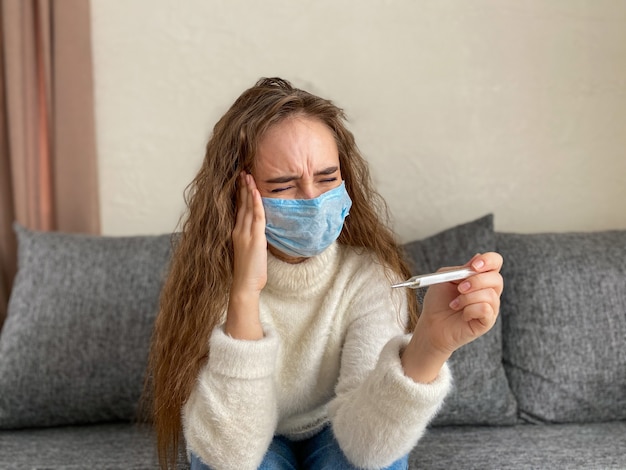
[297,184,321,200]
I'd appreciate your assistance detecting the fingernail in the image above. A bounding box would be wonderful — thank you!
[472,259,485,270]
[459,281,471,292]
[449,298,460,309]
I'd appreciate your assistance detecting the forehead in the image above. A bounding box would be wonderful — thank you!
[254,116,339,172]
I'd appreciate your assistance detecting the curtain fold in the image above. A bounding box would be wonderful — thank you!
[0,0,100,329]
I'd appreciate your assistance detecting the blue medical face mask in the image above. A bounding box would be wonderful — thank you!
[262,181,352,258]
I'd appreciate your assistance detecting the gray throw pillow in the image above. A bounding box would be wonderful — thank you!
[403,214,518,426]
[498,230,626,423]
[0,224,172,429]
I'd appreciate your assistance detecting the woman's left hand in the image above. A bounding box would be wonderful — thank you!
[401,252,503,383]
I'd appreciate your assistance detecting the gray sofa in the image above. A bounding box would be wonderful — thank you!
[1,214,625,469]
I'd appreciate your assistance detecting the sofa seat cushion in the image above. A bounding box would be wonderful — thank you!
[3,422,625,470]
[410,422,626,469]
[0,423,185,469]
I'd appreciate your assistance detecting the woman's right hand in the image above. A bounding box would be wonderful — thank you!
[226,172,267,340]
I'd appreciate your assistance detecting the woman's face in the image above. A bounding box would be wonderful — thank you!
[251,115,344,263]
[252,116,342,200]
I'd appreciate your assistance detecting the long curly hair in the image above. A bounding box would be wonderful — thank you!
[145,77,419,469]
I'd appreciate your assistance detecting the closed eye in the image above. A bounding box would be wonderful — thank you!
[269,186,294,193]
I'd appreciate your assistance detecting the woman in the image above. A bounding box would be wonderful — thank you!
[147,77,503,470]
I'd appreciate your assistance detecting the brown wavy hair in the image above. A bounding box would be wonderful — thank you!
[145,77,419,469]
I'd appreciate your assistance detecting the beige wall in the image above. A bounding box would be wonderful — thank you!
[91,0,626,241]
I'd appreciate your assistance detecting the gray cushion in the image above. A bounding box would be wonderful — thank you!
[410,422,626,469]
[0,423,158,469]
[0,423,188,469]
[498,230,626,423]
[403,214,518,426]
[0,225,172,429]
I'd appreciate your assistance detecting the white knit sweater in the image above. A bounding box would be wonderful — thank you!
[183,242,451,470]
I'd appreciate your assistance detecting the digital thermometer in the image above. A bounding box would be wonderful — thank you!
[391,267,477,289]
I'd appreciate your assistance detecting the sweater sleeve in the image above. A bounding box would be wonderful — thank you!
[328,263,452,469]
[182,324,280,470]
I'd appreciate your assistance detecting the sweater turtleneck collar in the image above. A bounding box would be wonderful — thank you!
[264,242,341,298]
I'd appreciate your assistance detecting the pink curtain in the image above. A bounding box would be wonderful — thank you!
[0,0,100,329]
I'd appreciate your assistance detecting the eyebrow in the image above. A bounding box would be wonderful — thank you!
[264,166,339,184]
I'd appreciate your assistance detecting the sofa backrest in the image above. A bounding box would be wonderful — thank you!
[497,229,626,423]
[1,216,624,430]
[0,224,172,429]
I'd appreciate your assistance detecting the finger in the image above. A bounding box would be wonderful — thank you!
[238,174,258,238]
[247,172,259,192]
[466,252,503,273]
[461,302,497,331]
[235,172,248,228]
[458,271,504,297]
[449,288,500,316]
[246,174,265,216]
[245,174,255,220]
[249,178,266,237]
